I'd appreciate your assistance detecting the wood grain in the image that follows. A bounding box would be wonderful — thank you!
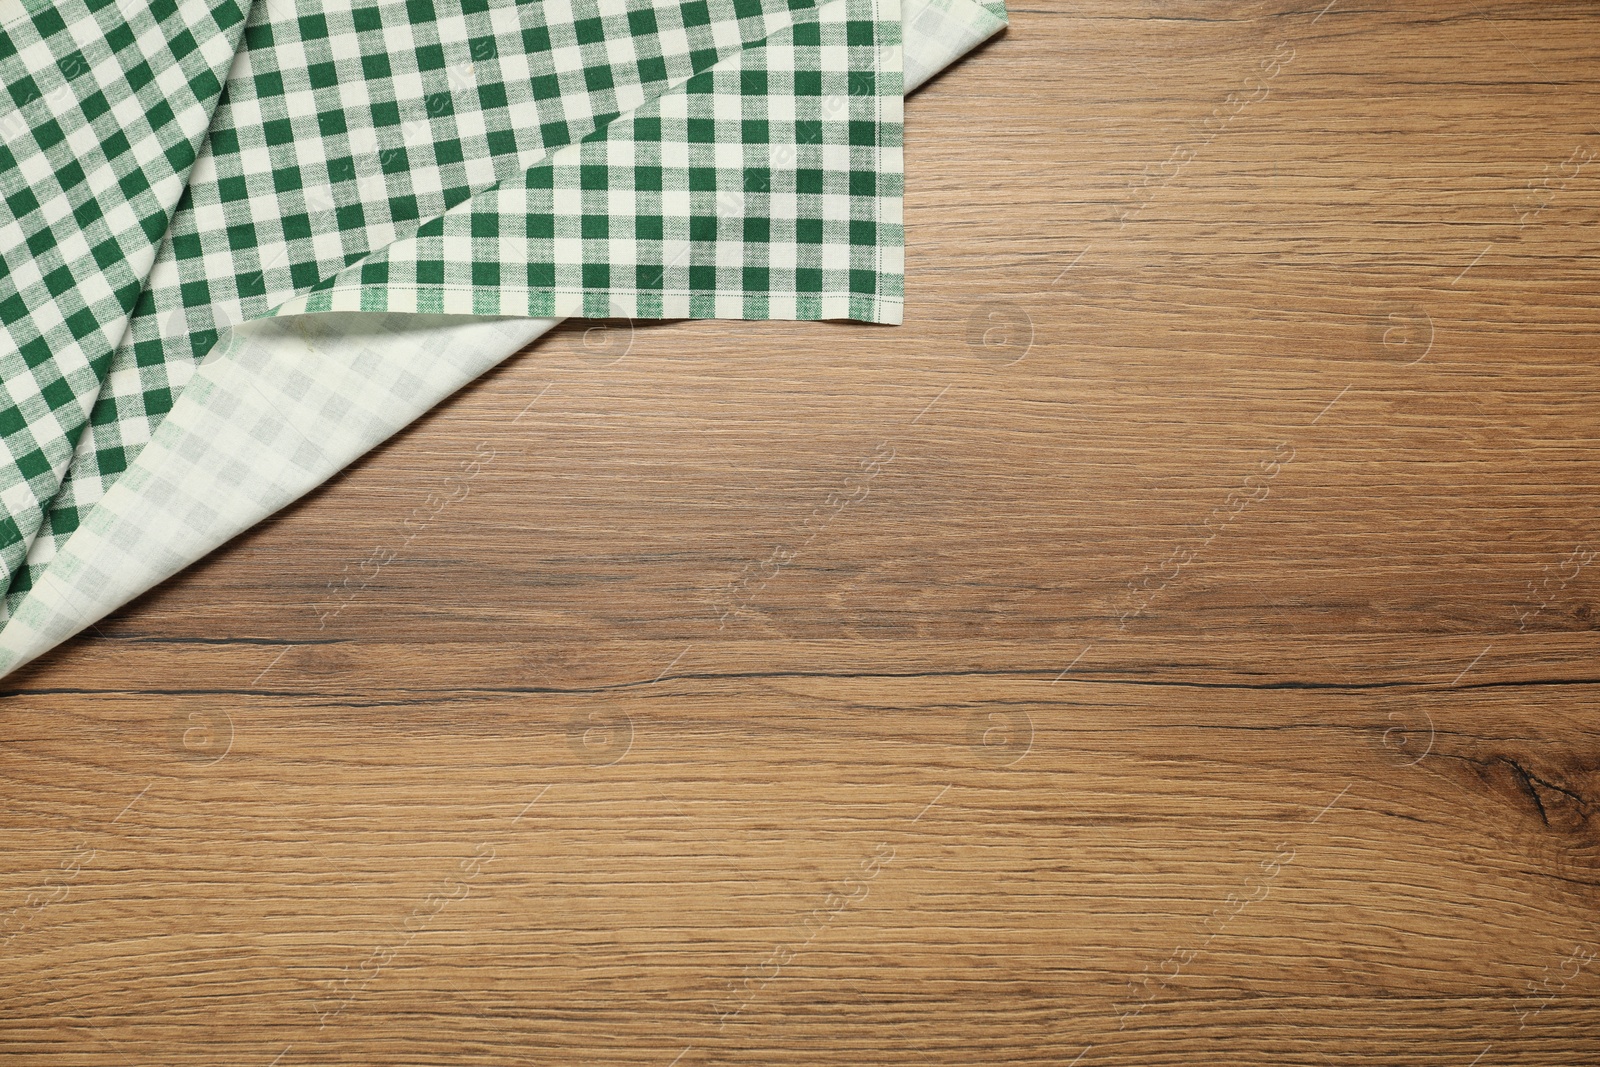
[5,2,1600,1064]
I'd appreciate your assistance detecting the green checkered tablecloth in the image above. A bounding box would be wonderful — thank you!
[0,0,1006,675]
[2,0,251,604]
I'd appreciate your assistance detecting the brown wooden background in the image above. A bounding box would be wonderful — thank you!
[6,2,1600,1063]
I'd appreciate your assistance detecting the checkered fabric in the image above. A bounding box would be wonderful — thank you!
[0,0,249,609]
[0,0,1008,665]
[7,0,905,612]
[279,1,905,325]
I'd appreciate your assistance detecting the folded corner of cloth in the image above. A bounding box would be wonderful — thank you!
[0,0,1010,677]
[906,0,1009,93]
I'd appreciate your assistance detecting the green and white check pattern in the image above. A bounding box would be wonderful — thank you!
[8,0,905,611]
[0,0,248,608]
[0,0,1006,654]
[280,1,904,325]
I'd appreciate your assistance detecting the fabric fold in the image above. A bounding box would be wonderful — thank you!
[0,0,252,599]
[0,0,1006,676]
[11,0,903,610]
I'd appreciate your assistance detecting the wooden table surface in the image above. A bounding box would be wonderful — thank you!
[6,2,1600,1064]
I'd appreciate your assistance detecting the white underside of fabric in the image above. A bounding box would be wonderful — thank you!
[0,0,1004,677]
